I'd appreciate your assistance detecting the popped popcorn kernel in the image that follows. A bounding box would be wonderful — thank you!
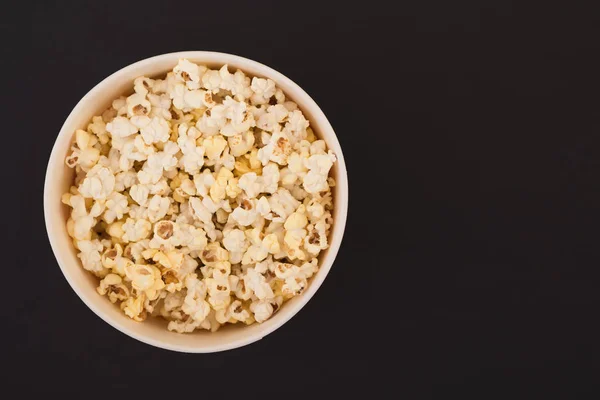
[78,165,115,200]
[97,273,130,303]
[106,116,138,138]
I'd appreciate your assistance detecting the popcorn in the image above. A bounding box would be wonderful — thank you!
[193,169,215,197]
[177,223,208,251]
[272,262,295,280]
[219,97,255,137]
[133,76,153,96]
[261,163,280,193]
[299,258,319,279]
[256,110,280,133]
[200,242,229,264]
[88,116,109,144]
[210,167,233,203]
[230,198,259,226]
[65,130,100,171]
[126,93,151,117]
[65,194,104,240]
[114,171,137,192]
[250,77,277,105]
[189,196,214,226]
[273,261,314,286]
[274,89,286,104]
[97,273,130,303]
[181,274,210,322]
[310,140,327,155]
[123,240,149,263]
[121,294,147,321]
[304,218,330,255]
[306,198,325,222]
[148,93,172,120]
[226,177,242,198]
[155,251,184,271]
[124,263,165,300]
[228,300,251,322]
[247,148,264,170]
[201,69,223,93]
[103,192,129,223]
[163,290,185,315]
[256,196,272,217]
[238,172,262,198]
[101,244,122,270]
[122,218,152,242]
[129,184,150,206]
[202,134,227,160]
[203,310,222,332]
[137,141,179,185]
[206,276,231,310]
[234,277,253,301]
[257,132,292,166]
[283,110,309,144]
[270,105,289,122]
[211,147,235,172]
[283,229,306,249]
[228,130,255,157]
[180,254,199,275]
[112,256,132,277]
[99,148,120,174]
[106,116,138,138]
[219,66,253,100]
[282,276,308,297]
[262,233,281,254]
[169,80,204,111]
[288,184,313,203]
[146,195,170,223]
[127,204,148,220]
[120,136,156,168]
[243,267,274,300]
[168,318,203,333]
[281,152,308,185]
[77,239,106,276]
[63,59,336,333]
[305,152,337,175]
[283,101,298,111]
[78,165,115,200]
[106,221,125,240]
[303,172,328,194]
[284,209,308,230]
[196,108,223,136]
[149,220,180,248]
[112,97,127,115]
[140,117,170,145]
[212,261,232,281]
[216,208,229,224]
[268,188,300,222]
[222,228,248,253]
[250,300,274,323]
[173,59,205,89]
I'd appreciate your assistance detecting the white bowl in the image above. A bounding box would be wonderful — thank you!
[44,51,348,353]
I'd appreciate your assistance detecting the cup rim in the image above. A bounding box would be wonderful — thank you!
[44,51,348,352]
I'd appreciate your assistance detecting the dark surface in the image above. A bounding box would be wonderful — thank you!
[8,0,600,395]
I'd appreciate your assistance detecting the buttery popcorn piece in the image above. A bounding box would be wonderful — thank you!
[106,116,138,138]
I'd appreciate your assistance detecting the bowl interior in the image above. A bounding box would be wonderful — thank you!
[45,52,347,352]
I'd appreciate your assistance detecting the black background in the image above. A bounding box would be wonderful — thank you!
[8,0,600,395]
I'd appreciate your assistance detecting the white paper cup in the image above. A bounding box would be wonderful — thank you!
[44,51,348,353]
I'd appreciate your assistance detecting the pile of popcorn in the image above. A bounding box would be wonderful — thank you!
[62,59,336,333]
